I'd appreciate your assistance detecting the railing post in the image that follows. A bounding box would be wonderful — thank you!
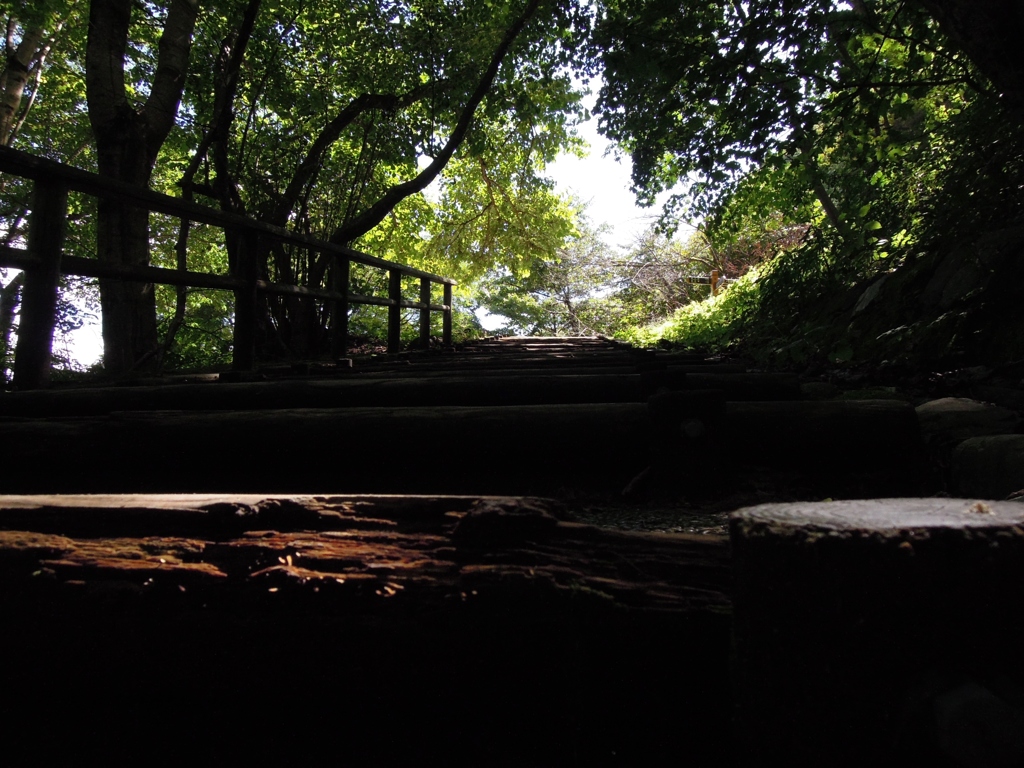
[13,179,68,390]
[330,255,350,359]
[388,268,402,353]
[419,278,431,349]
[442,283,453,348]
[232,229,259,371]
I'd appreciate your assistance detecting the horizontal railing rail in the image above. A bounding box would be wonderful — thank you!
[683,269,729,295]
[0,146,455,389]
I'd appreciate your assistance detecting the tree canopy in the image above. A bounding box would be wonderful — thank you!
[2,0,591,371]
[4,0,1024,375]
[595,0,984,222]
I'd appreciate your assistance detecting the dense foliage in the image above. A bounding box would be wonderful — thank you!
[474,216,772,337]
[1,0,591,375]
[594,0,1024,367]
[3,0,1024,377]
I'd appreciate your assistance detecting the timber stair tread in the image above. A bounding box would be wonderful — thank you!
[0,336,923,498]
[0,370,800,414]
[0,335,796,415]
[0,492,732,765]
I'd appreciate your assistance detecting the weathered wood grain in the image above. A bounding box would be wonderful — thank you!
[0,493,732,765]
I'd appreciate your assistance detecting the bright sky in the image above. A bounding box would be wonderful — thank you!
[66,314,103,367]
[545,117,663,250]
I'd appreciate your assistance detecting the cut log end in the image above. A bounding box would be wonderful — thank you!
[732,497,1024,535]
[731,498,1024,767]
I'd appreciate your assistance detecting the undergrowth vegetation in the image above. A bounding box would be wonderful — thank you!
[620,267,761,351]
[587,0,1024,370]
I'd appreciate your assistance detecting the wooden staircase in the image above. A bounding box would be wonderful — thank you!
[0,335,924,498]
[0,336,983,766]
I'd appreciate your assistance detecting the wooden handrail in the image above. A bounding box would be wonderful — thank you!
[0,246,450,309]
[0,147,455,285]
[0,146,456,388]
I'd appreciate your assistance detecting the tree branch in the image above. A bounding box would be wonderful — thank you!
[330,0,544,244]
[144,0,199,158]
[0,23,45,145]
[274,84,434,225]
[179,0,262,201]
[7,49,47,146]
[914,0,1024,114]
[85,0,132,132]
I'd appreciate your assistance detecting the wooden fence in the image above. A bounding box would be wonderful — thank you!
[0,146,456,389]
[683,270,727,295]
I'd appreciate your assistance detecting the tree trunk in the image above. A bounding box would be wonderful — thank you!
[85,0,198,374]
[0,270,24,380]
[94,161,159,373]
[916,0,1024,116]
[0,24,45,146]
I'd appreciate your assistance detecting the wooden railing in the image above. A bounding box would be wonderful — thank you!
[683,269,727,295]
[0,146,456,389]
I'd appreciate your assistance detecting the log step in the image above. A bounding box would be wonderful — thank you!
[2,399,926,495]
[0,370,799,416]
[0,492,731,765]
[0,374,654,416]
[1,403,655,494]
